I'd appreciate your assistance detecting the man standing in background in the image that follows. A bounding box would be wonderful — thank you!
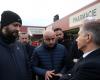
[54,28,83,73]
[19,32,35,58]
[19,32,36,80]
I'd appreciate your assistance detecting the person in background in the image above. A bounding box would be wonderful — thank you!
[0,10,33,80]
[19,32,35,58]
[19,32,35,80]
[54,28,83,72]
[32,30,69,80]
[59,20,100,80]
[19,32,30,44]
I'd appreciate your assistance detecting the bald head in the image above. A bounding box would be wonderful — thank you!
[43,30,56,39]
[43,30,57,48]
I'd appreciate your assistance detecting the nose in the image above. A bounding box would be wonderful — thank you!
[23,39,27,42]
[76,37,78,42]
[16,26,21,31]
[49,39,53,43]
[58,35,61,38]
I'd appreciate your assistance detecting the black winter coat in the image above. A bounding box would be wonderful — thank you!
[0,38,32,80]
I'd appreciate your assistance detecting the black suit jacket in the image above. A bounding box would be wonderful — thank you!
[60,48,100,80]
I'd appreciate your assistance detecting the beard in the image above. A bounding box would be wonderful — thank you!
[1,27,19,44]
[23,41,29,45]
[58,38,63,43]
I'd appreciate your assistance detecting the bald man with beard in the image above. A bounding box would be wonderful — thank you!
[32,30,69,80]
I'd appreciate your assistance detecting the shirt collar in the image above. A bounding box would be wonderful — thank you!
[83,50,95,58]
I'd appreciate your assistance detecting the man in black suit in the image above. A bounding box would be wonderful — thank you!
[59,20,100,80]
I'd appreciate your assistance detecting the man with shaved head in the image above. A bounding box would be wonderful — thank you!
[32,30,69,80]
[43,30,57,48]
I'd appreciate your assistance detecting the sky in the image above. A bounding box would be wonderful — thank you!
[0,0,96,26]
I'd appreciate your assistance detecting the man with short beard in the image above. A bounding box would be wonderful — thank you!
[54,28,83,73]
[19,32,36,80]
[0,10,33,80]
[19,33,30,45]
[19,32,35,58]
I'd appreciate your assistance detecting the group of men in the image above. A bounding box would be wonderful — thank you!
[0,10,100,80]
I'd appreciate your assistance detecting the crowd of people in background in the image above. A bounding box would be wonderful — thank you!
[0,10,100,80]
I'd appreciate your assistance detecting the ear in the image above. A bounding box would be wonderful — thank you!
[86,32,92,42]
[2,27,6,33]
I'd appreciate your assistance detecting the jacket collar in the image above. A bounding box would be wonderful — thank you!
[85,48,100,59]
[42,43,57,50]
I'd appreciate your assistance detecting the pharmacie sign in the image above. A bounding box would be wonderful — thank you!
[69,2,100,27]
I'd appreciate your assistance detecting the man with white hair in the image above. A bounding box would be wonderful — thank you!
[59,20,100,80]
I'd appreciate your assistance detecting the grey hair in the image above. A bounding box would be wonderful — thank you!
[83,20,100,46]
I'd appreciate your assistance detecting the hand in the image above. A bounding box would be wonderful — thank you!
[45,70,55,80]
